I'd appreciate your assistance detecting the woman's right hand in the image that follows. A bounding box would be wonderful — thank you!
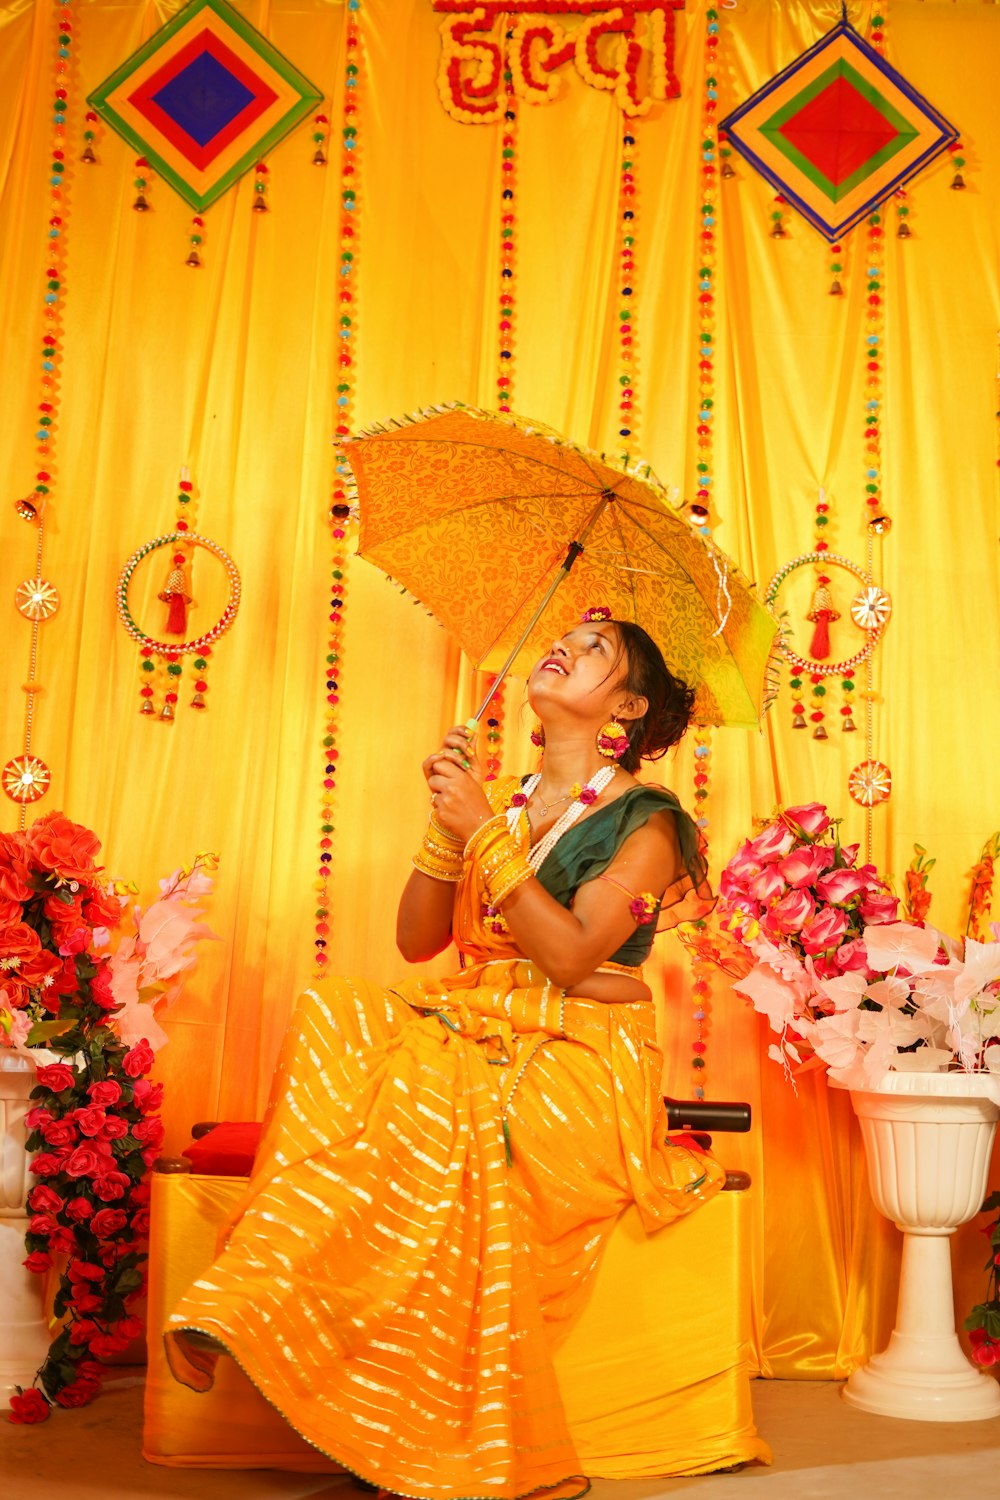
[420,725,477,791]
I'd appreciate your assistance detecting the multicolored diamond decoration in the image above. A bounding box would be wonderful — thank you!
[87,0,322,211]
[719,20,958,241]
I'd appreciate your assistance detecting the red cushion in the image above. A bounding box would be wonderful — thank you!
[182,1121,262,1176]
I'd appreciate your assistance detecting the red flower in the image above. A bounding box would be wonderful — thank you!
[29,1211,59,1236]
[132,1116,164,1146]
[49,1227,78,1256]
[28,1184,62,1213]
[8,1387,50,1423]
[89,966,116,1009]
[0,831,33,903]
[69,1288,103,1314]
[859,890,899,925]
[57,926,90,957]
[71,1105,107,1137]
[88,1080,121,1105]
[35,1061,76,1092]
[122,1039,154,1078]
[800,907,850,956]
[69,1318,98,1346]
[30,1152,66,1178]
[90,1207,128,1237]
[0,922,61,988]
[578,786,598,806]
[131,1079,163,1112]
[55,1377,100,1408]
[68,1260,106,1282]
[969,1327,1000,1367]
[23,1250,53,1274]
[92,1170,131,1202]
[25,811,102,882]
[40,1118,77,1148]
[64,1196,94,1222]
[82,887,124,930]
[24,1105,53,1130]
[98,1115,129,1142]
[64,1145,104,1179]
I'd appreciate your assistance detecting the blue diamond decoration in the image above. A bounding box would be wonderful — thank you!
[152,51,255,149]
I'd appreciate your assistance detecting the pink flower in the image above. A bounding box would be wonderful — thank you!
[859,890,900,925]
[814,867,871,905]
[132,1116,165,1146]
[89,967,116,1010]
[509,792,527,808]
[578,786,598,805]
[8,1387,50,1423]
[57,926,90,957]
[783,803,832,838]
[840,843,860,868]
[747,822,796,864]
[800,907,850,956]
[87,1080,121,1106]
[131,1079,163,1113]
[748,864,787,903]
[122,1040,154,1078]
[723,840,762,885]
[35,1062,76,1092]
[64,1146,103,1179]
[778,844,836,889]
[833,937,870,974]
[768,888,816,934]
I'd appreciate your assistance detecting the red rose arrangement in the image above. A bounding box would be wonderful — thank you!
[2,812,216,1423]
[966,1190,1000,1369]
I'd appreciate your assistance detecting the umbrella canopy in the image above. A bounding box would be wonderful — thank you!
[344,404,779,729]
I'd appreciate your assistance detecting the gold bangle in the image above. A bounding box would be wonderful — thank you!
[412,850,463,883]
[464,814,508,862]
[489,862,534,907]
[429,814,463,850]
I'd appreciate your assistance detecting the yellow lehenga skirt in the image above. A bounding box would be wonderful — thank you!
[165,856,726,1499]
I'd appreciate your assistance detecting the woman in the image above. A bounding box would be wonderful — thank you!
[165,612,723,1500]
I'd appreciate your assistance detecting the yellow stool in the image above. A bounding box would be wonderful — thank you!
[143,1171,769,1477]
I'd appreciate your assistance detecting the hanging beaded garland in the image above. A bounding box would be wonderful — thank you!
[496,40,516,416]
[4,0,75,821]
[616,112,638,455]
[116,485,241,723]
[315,0,363,980]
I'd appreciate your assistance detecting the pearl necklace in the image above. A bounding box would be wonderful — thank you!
[506,766,618,872]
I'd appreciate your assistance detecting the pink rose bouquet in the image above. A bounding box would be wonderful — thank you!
[1,812,217,1422]
[682,803,1000,1089]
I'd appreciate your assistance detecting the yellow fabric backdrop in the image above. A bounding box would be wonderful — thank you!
[1,0,998,1379]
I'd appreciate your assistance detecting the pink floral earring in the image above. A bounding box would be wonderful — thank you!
[597,719,629,759]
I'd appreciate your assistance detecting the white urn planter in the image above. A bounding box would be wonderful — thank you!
[0,1051,54,1408]
[844,1071,1000,1422]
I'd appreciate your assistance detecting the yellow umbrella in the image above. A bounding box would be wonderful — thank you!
[344,403,779,729]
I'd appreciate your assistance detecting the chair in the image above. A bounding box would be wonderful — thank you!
[142,1111,770,1477]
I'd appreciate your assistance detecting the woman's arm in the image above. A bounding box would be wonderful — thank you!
[396,867,457,963]
[499,811,681,988]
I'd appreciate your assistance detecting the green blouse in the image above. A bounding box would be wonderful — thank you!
[530,786,710,965]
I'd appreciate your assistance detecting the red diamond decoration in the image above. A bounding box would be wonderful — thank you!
[719,20,958,240]
[778,76,900,187]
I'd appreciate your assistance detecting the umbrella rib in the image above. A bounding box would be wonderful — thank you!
[603,499,641,624]
[613,505,731,621]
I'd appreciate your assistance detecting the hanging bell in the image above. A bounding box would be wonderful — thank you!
[312,147,327,166]
[897,220,911,239]
[191,691,207,710]
[185,249,202,269]
[720,158,735,179]
[792,713,807,730]
[252,195,269,213]
[158,701,175,722]
[770,221,787,239]
[842,715,857,733]
[80,143,97,165]
[14,496,38,522]
[139,699,155,716]
[828,278,843,297]
[133,192,150,212]
[950,172,966,191]
[812,723,829,741]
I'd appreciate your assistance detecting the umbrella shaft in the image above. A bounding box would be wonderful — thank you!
[470,496,610,725]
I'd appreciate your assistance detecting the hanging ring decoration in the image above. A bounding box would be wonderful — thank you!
[116,532,241,655]
[764,551,891,678]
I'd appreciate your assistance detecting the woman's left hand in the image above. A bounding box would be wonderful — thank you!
[428,726,493,844]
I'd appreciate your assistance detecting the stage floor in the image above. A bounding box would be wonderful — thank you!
[4,1375,999,1499]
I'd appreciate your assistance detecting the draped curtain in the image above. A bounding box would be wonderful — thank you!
[1,0,998,1377]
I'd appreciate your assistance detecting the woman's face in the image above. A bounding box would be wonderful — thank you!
[528,623,628,719]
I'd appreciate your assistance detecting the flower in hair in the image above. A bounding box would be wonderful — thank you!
[581,605,613,623]
[629,892,658,926]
